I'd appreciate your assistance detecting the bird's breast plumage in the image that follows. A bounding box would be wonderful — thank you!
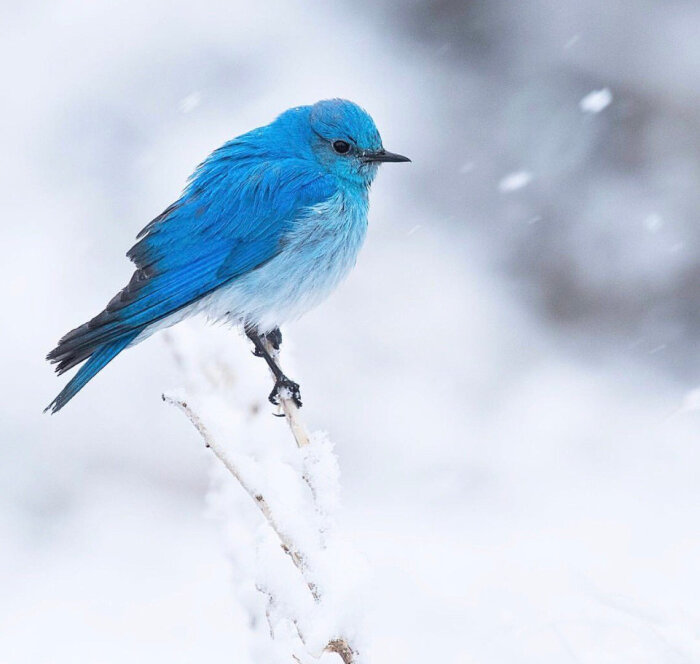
[193,184,370,332]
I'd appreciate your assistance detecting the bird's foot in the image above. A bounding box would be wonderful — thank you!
[269,375,302,408]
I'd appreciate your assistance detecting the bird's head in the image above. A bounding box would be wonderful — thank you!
[269,99,410,186]
[308,99,410,185]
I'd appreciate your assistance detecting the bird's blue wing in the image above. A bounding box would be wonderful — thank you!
[50,153,336,368]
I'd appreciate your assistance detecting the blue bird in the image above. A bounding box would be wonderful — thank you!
[46,99,410,413]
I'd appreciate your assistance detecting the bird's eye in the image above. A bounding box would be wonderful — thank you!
[332,140,351,155]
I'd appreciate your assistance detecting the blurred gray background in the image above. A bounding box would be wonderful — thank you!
[2,1,700,662]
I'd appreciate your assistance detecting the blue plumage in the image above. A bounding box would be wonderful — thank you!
[46,99,409,412]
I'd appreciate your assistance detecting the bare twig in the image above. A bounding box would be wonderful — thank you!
[327,639,358,664]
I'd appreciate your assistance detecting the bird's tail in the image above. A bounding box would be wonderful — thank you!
[45,332,139,414]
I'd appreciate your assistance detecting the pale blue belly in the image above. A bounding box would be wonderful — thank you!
[197,188,369,332]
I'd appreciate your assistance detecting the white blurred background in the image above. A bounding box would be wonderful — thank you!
[2,1,700,661]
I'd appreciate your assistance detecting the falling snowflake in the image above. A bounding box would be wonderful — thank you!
[579,88,612,114]
[498,171,533,193]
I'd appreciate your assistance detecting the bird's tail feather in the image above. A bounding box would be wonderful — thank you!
[45,332,139,414]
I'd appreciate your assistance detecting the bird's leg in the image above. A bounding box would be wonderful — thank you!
[245,327,302,408]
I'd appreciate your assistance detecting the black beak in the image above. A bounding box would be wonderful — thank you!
[361,149,411,163]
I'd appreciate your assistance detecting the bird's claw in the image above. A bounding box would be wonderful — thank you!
[269,376,302,408]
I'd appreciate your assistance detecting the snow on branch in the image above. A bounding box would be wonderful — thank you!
[162,329,361,664]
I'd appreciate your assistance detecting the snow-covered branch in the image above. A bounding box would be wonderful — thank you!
[162,330,361,664]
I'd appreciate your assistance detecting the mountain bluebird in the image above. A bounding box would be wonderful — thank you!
[46,99,410,413]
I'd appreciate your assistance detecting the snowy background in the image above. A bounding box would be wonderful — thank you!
[3,0,700,661]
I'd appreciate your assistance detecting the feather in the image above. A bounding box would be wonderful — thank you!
[45,333,139,413]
